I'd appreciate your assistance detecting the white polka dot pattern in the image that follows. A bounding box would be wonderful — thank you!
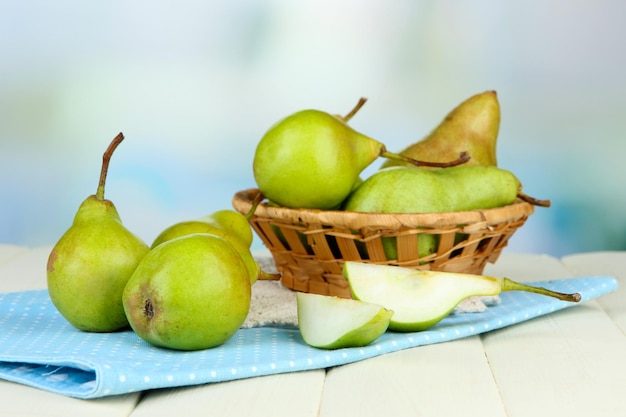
[0,276,617,399]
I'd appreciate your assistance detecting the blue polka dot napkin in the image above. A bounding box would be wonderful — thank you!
[0,276,617,399]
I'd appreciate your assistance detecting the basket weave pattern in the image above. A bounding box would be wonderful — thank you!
[233,188,534,298]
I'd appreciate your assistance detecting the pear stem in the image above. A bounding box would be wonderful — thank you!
[96,132,125,201]
[340,97,368,123]
[517,191,551,207]
[245,191,264,221]
[381,150,471,168]
[257,269,282,281]
[501,277,581,302]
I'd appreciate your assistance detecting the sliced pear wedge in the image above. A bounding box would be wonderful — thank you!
[343,261,581,332]
[296,292,393,349]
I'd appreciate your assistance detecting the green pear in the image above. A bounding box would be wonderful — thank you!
[343,262,581,332]
[253,99,468,209]
[153,226,279,284]
[253,108,380,209]
[296,292,393,349]
[151,209,253,251]
[343,165,520,214]
[123,234,252,350]
[47,133,150,332]
[152,198,279,283]
[343,165,519,258]
[381,90,500,169]
[381,234,437,261]
[208,209,255,247]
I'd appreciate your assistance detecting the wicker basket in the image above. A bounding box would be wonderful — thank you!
[233,188,535,298]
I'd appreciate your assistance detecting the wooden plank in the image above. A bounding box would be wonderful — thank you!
[561,251,626,332]
[481,252,626,416]
[560,251,626,279]
[483,252,573,282]
[0,379,139,417]
[130,370,326,417]
[0,245,51,291]
[0,244,28,266]
[482,302,626,416]
[319,337,506,417]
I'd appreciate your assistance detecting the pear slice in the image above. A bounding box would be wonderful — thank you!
[296,292,393,349]
[343,262,581,332]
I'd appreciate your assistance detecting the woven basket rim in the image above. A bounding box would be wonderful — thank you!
[232,188,535,229]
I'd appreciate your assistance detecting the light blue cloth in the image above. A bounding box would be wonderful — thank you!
[0,276,617,399]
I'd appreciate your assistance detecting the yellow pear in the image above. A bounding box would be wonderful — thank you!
[381,90,500,169]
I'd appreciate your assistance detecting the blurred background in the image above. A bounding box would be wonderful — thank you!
[1,0,624,257]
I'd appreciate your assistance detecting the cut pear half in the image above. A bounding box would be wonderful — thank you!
[296,292,393,349]
[343,261,581,332]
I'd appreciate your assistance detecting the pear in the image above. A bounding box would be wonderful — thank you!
[343,261,581,332]
[381,90,500,170]
[152,224,280,284]
[381,234,437,261]
[123,233,252,350]
[151,209,253,251]
[343,165,519,258]
[253,99,469,209]
[296,292,393,349]
[152,196,279,283]
[47,133,150,332]
[344,165,520,214]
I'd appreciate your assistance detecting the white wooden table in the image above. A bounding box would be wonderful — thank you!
[1,244,624,417]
